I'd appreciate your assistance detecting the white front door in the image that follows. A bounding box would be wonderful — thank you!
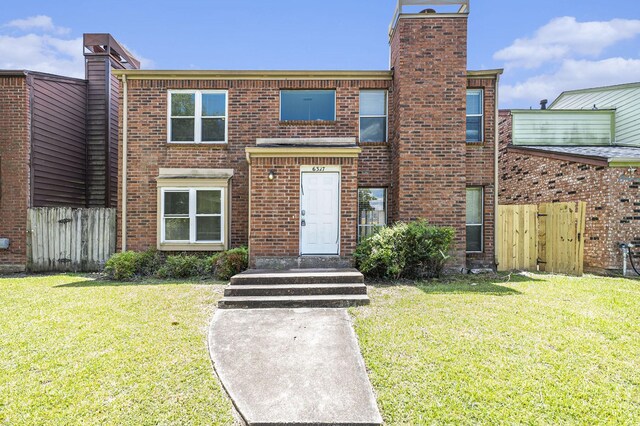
[300,172,340,255]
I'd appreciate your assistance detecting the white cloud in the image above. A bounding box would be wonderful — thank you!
[495,16,640,69]
[0,34,84,77]
[5,15,70,35]
[501,57,640,106]
[0,16,154,77]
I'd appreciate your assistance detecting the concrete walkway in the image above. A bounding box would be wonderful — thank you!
[208,308,382,425]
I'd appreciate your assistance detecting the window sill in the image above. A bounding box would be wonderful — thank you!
[466,141,485,146]
[279,120,336,126]
[158,242,226,251]
[167,142,228,148]
[358,141,388,146]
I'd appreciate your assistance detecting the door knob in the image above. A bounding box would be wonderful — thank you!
[301,219,306,226]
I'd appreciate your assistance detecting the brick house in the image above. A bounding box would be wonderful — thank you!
[499,82,640,274]
[0,34,138,272]
[115,1,501,270]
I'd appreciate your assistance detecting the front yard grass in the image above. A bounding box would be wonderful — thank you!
[0,274,235,425]
[351,273,640,424]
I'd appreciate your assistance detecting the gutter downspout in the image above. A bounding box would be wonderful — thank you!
[494,73,500,268]
[121,74,128,252]
[246,151,252,266]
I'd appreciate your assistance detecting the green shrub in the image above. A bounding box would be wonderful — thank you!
[214,247,248,280]
[354,219,454,280]
[104,248,246,281]
[155,254,213,279]
[104,249,164,281]
[136,249,164,276]
[104,251,144,281]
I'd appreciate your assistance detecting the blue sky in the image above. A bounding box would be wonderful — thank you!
[1,0,639,108]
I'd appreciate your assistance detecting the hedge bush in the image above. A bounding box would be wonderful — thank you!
[354,219,454,280]
[104,251,139,281]
[155,255,213,279]
[214,247,248,280]
[104,247,247,281]
[104,249,162,281]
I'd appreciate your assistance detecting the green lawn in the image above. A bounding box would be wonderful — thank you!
[0,274,235,425]
[3,273,639,425]
[351,273,640,424]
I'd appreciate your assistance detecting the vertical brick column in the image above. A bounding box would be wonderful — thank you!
[390,14,469,267]
[0,76,30,271]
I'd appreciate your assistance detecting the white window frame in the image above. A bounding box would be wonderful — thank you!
[167,90,228,144]
[466,186,484,253]
[357,187,387,242]
[160,187,225,245]
[359,90,388,143]
[466,89,484,143]
[279,89,337,121]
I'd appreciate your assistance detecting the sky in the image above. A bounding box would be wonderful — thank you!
[1,0,639,108]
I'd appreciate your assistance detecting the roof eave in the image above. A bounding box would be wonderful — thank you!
[506,145,609,167]
[608,157,640,168]
[112,70,394,80]
[467,69,503,78]
[550,81,640,108]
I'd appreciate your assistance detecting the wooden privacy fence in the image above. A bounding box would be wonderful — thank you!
[27,208,116,272]
[497,202,586,275]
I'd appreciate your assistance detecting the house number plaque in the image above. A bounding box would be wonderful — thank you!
[312,166,326,172]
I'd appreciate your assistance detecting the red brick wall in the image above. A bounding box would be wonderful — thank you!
[358,144,393,222]
[390,15,469,268]
[118,79,390,253]
[466,77,497,267]
[117,21,499,270]
[498,110,640,272]
[248,156,358,264]
[0,76,30,271]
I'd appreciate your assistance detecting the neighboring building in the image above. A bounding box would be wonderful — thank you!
[0,34,138,272]
[115,1,501,270]
[499,82,640,273]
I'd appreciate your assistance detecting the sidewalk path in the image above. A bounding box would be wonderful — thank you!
[208,308,382,425]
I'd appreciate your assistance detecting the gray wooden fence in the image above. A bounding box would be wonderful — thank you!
[27,208,116,272]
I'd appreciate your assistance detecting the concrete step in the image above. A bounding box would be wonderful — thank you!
[224,283,367,297]
[230,268,364,286]
[218,294,370,309]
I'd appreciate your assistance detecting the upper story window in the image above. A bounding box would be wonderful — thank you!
[168,90,227,143]
[359,90,388,143]
[466,89,483,143]
[280,90,335,121]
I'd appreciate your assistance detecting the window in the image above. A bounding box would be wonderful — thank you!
[466,89,483,142]
[156,168,232,251]
[358,188,387,241]
[280,90,335,121]
[466,187,483,252]
[359,90,387,142]
[161,188,224,244]
[168,90,227,143]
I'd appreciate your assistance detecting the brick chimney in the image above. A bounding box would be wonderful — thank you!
[84,34,140,208]
[388,1,469,267]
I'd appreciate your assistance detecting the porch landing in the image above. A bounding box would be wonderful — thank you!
[218,268,370,309]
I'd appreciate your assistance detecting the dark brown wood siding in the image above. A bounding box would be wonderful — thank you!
[30,74,87,207]
[86,57,109,207]
[109,72,120,207]
[86,57,122,208]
